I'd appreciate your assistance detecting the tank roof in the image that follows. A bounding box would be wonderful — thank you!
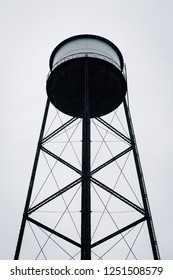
[49,34,124,70]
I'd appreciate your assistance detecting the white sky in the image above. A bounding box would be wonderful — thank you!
[0,0,173,259]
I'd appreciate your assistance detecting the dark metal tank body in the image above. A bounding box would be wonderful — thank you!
[46,35,127,118]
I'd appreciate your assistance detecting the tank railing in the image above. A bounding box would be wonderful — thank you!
[47,52,126,80]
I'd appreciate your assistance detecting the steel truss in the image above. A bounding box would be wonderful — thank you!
[14,96,160,260]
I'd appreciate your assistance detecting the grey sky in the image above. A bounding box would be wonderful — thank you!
[0,0,173,259]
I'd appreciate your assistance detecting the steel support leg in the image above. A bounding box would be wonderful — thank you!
[123,98,160,260]
[14,99,50,259]
[81,60,91,260]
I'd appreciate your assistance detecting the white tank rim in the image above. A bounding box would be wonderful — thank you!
[49,34,124,71]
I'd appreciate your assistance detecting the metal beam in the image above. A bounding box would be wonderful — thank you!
[27,216,81,248]
[91,177,145,215]
[14,99,50,260]
[81,60,91,260]
[42,117,78,144]
[91,146,132,175]
[123,98,160,260]
[28,177,82,215]
[41,146,82,175]
[91,217,146,248]
[96,117,131,144]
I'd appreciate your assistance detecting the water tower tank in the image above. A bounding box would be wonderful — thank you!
[46,34,127,118]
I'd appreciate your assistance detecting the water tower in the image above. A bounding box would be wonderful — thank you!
[14,35,160,260]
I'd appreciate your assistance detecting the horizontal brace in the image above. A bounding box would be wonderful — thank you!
[96,117,131,144]
[27,216,81,248]
[42,117,78,144]
[91,216,146,248]
[41,146,82,175]
[91,146,132,175]
[28,177,82,215]
[91,177,145,215]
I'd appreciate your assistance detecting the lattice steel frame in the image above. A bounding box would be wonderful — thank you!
[14,65,160,260]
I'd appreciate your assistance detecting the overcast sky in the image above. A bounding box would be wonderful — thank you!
[0,0,173,259]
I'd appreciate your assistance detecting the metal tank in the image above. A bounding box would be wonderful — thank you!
[46,34,127,118]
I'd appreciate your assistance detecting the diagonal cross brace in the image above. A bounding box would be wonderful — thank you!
[28,177,82,215]
[91,216,146,248]
[91,177,145,215]
[41,146,82,175]
[42,117,78,144]
[91,146,132,175]
[96,117,131,144]
[27,216,81,248]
